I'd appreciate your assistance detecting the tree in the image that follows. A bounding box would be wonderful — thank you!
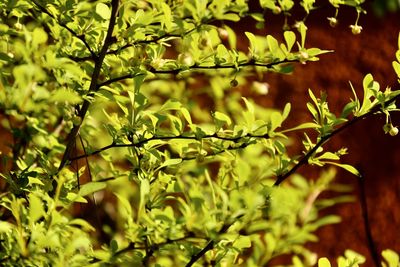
[0,0,399,266]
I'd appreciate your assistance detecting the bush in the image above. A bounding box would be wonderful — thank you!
[0,0,399,266]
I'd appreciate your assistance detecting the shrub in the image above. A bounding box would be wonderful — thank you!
[0,0,399,266]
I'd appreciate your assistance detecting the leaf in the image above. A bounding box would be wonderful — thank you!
[50,89,83,104]
[281,122,320,133]
[318,258,331,267]
[139,179,150,216]
[158,158,183,170]
[96,2,111,20]
[325,162,361,177]
[245,32,257,55]
[382,249,399,267]
[0,221,13,233]
[213,111,232,131]
[180,107,192,124]
[32,28,48,47]
[233,236,252,249]
[393,61,400,78]
[297,21,307,48]
[267,35,279,53]
[78,182,107,197]
[284,31,296,52]
[344,250,366,264]
[69,218,95,231]
[160,99,181,112]
[161,3,173,30]
[29,194,44,224]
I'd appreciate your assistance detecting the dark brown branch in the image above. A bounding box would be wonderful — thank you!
[31,0,97,59]
[98,59,298,88]
[358,171,381,267]
[185,240,214,267]
[71,27,198,62]
[69,132,268,161]
[58,0,120,171]
[185,222,232,267]
[274,93,400,186]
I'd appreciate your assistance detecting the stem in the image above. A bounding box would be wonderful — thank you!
[358,172,381,267]
[58,0,120,171]
[273,90,400,186]
[98,59,297,88]
[185,240,215,267]
[69,133,268,161]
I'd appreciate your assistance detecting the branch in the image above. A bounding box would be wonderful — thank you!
[185,240,214,267]
[69,132,269,161]
[31,0,96,59]
[98,59,298,88]
[273,93,400,186]
[185,222,232,267]
[358,171,381,267]
[58,0,120,171]
[71,27,198,62]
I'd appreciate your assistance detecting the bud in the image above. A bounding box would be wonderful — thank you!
[350,24,362,35]
[389,126,399,136]
[218,28,229,40]
[272,6,281,14]
[150,58,166,69]
[252,81,269,95]
[230,79,238,87]
[327,17,338,27]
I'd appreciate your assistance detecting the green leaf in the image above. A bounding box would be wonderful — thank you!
[281,122,320,133]
[32,28,48,47]
[158,158,183,170]
[382,249,399,267]
[325,162,361,177]
[160,99,181,112]
[79,182,107,197]
[233,236,252,249]
[69,218,95,231]
[0,221,13,233]
[29,194,44,224]
[297,21,307,48]
[284,31,296,52]
[245,32,257,55]
[393,61,400,78]
[213,111,232,131]
[161,3,173,30]
[318,258,331,267]
[96,2,111,19]
[50,89,83,104]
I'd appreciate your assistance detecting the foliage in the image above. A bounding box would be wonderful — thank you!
[0,0,399,266]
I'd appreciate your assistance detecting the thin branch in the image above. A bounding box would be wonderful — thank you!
[185,240,214,267]
[358,171,381,267]
[98,59,298,88]
[71,27,198,62]
[274,93,400,186]
[185,222,232,267]
[58,0,120,171]
[31,0,97,59]
[69,132,268,161]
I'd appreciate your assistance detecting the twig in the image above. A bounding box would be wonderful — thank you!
[69,132,268,161]
[98,59,297,88]
[358,171,381,267]
[185,222,232,267]
[273,92,400,186]
[185,240,215,267]
[31,0,97,59]
[58,0,120,171]
[70,27,198,62]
